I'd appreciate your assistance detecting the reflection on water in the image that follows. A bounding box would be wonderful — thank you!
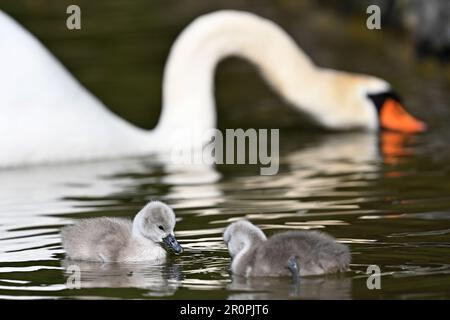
[380,132,417,165]
[228,275,352,300]
[61,259,182,297]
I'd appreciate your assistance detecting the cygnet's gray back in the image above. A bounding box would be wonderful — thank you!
[61,217,132,262]
[250,231,350,277]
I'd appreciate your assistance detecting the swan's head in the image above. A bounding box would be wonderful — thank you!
[366,87,426,134]
[301,69,426,133]
[133,201,183,254]
[223,220,266,258]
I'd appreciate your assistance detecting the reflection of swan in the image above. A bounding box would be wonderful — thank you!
[61,258,182,296]
[227,133,379,200]
[222,132,415,220]
[0,10,424,168]
[227,274,352,299]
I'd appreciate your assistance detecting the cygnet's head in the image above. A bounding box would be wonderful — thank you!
[223,220,266,258]
[133,201,183,254]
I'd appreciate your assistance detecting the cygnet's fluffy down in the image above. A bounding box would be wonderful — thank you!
[223,220,350,278]
[61,201,182,262]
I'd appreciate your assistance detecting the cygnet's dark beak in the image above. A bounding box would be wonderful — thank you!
[162,234,183,254]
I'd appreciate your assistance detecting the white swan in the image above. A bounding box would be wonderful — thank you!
[0,10,425,168]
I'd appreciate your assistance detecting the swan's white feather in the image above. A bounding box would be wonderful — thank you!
[0,10,389,168]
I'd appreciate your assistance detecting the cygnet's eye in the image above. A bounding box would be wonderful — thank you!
[158,225,164,231]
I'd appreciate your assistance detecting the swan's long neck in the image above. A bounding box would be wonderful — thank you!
[156,11,317,135]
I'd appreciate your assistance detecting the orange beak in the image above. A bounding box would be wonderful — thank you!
[379,99,426,133]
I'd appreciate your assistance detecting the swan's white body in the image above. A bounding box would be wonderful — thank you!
[0,10,389,168]
[0,10,157,167]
